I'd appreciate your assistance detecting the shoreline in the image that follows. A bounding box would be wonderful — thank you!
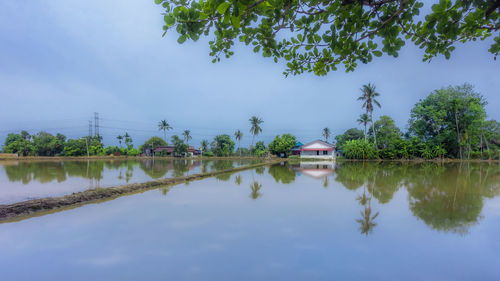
[0,159,284,223]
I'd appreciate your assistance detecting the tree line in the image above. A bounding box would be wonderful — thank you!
[335,83,500,160]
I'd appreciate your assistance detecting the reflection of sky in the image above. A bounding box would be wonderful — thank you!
[0,167,499,281]
[0,159,251,204]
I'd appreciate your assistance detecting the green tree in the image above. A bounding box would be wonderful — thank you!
[343,139,378,159]
[116,135,123,147]
[211,134,235,156]
[252,141,266,157]
[335,128,364,150]
[249,116,263,149]
[171,135,189,156]
[200,139,209,154]
[158,120,173,143]
[32,131,65,156]
[372,115,402,149]
[268,134,296,157]
[357,113,371,140]
[2,133,34,156]
[183,130,192,146]
[322,127,331,143]
[408,84,486,159]
[234,129,243,157]
[139,136,168,152]
[123,132,133,150]
[63,138,88,156]
[358,83,381,148]
[156,0,499,75]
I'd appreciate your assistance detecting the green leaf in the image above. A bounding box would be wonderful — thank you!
[373,50,382,57]
[231,16,240,29]
[154,0,163,4]
[217,2,230,15]
[177,35,187,44]
[164,15,175,27]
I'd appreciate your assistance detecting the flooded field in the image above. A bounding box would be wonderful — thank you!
[0,161,499,280]
[0,159,259,204]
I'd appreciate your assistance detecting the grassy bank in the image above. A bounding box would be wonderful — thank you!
[0,155,274,161]
[0,159,284,223]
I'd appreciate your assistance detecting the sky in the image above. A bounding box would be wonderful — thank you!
[0,0,498,149]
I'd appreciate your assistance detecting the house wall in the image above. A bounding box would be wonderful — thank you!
[300,150,335,159]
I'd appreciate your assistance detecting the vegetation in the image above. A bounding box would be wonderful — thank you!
[322,127,331,143]
[268,134,296,157]
[336,83,499,160]
[158,119,173,143]
[234,129,243,156]
[211,134,235,156]
[156,0,499,76]
[139,136,168,152]
[249,116,264,149]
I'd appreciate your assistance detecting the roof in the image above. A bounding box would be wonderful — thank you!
[300,140,335,151]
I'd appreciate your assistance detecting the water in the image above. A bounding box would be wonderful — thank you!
[0,161,499,280]
[0,159,258,204]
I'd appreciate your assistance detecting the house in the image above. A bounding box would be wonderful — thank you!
[143,146,201,157]
[290,142,304,156]
[299,140,335,160]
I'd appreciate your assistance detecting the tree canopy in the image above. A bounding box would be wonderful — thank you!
[156,0,499,75]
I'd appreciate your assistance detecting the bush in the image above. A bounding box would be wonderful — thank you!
[343,139,378,159]
[203,151,214,157]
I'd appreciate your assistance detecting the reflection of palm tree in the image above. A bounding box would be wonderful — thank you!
[235,174,242,186]
[322,176,329,188]
[249,181,262,200]
[357,206,379,235]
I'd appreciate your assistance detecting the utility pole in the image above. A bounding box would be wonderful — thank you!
[84,137,90,157]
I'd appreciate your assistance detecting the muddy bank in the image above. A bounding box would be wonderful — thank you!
[0,160,284,222]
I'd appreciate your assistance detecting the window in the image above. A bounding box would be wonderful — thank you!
[316,150,319,155]
[323,151,328,155]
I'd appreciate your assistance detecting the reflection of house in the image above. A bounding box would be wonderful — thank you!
[291,161,335,179]
[298,140,335,159]
[143,146,201,157]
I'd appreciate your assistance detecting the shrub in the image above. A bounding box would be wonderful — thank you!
[343,140,378,159]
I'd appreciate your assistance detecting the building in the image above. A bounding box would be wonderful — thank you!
[290,142,304,156]
[299,140,335,160]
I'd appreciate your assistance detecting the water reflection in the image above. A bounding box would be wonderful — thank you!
[264,161,500,235]
[249,181,263,200]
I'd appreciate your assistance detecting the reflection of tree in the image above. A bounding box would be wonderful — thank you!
[406,163,493,234]
[355,183,379,236]
[335,162,404,203]
[235,174,242,186]
[357,206,379,235]
[322,176,329,188]
[213,160,235,181]
[268,163,296,184]
[249,181,263,200]
[255,166,265,175]
[139,160,170,179]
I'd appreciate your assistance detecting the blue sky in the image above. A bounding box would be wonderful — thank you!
[0,0,498,149]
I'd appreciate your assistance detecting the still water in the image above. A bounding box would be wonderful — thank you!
[0,159,258,204]
[0,161,499,280]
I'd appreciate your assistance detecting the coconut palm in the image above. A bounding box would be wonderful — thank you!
[158,120,173,143]
[234,129,243,157]
[357,113,371,140]
[200,139,209,155]
[322,127,331,143]
[116,135,123,147]
[358,83,381,148]
[182,130,192,146]
[249,116,263,149]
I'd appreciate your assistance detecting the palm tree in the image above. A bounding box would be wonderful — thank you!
[234,129,243,157]
[158,120,172,143]
[249,116,263,150]
[358,83,381,147]
[116,135,123,147]
[357,113,371,140]
[322,127,331,143]
[182,130,192,146]
[200,139,209,155]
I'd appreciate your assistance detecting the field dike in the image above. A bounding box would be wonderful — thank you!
[0,159,285,223]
